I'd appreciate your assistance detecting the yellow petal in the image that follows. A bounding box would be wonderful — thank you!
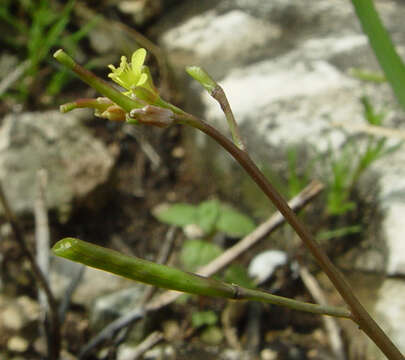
[131,48,147,73]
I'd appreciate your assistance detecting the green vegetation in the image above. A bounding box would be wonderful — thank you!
[0,0,96,101]
[155,199,256,287]
[351,0,405,110]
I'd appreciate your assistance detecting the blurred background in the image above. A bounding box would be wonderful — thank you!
[0,0,405,359]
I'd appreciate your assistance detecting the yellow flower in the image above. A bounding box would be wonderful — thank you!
[108,48,157,98]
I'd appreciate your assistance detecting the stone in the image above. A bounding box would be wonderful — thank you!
[143,344,175,360]
[1,295,39,331]
[50,256,136,307]
[2,305,24,331]
[248,250,287,284]
[118,0,162,26]
[7,336,29,352]
[373,279,405,357]
[160,9,281,78]
[0,111,116,219]
[260,348,278,360]
[117,344,138,360]
[90,285,145,332]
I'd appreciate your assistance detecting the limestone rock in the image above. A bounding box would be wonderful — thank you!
[7,336,29,353]
[90,285,145,332]
[50,256,136,308]
[0,111,116,218]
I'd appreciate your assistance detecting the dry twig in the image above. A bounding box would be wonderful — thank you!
[299,266,346,360]
[0,180,61,360]
[34,170,51,346]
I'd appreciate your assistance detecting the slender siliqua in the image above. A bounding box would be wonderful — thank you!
[53,238,351,319]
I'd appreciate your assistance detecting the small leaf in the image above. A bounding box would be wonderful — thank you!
[224,264,255,288]
[217,205,255,237]
[196,200,220,234]
[153,203,197,227]
[316,225,362,241]
[180,239,223,272]
[191,310,218,329]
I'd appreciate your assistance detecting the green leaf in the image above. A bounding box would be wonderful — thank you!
[180,239,223,272]
[217,205,255,237]
[352,0,405,110]
[153,203,198,227]
[317,225,362,242]
[196,200,220,234]
[361,96,385,126]
[191,310,218,329]
[224,264,255,288]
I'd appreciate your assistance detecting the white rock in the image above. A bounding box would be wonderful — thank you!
[372,280,405,357]
[7,336,29,352]
[248,250,287,284]
[1,296,39,331]
[260,348,278,360]
[90,285,145,331]
[50,256,135,307]
[161,10,281,77]
[2,305,24,331]
[183,223,205,239]
[0,111,116,218]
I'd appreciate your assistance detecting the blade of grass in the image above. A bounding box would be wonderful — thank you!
[351,0,405,109]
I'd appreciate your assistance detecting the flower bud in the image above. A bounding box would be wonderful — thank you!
[129,105,174,128]
[97,105,127,122]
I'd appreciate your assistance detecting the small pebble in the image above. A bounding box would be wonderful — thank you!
[7,336,29,352]
[260,348,278,360]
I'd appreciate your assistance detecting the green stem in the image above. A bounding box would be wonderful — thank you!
[53,49,141,113]
[211,85,246,150]
[173,112,403,360]
[60,98,109,113]
[53,238,351,319]
[186,66,245,149]
[351,0,405,109]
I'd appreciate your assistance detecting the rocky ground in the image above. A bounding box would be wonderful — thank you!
[1,1,405,359]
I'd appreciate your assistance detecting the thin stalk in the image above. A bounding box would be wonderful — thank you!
[211,85,246,150]
[185,66,245,149]
[52,238,351,319]
[173,112,403,360]
[59,98,109,113]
